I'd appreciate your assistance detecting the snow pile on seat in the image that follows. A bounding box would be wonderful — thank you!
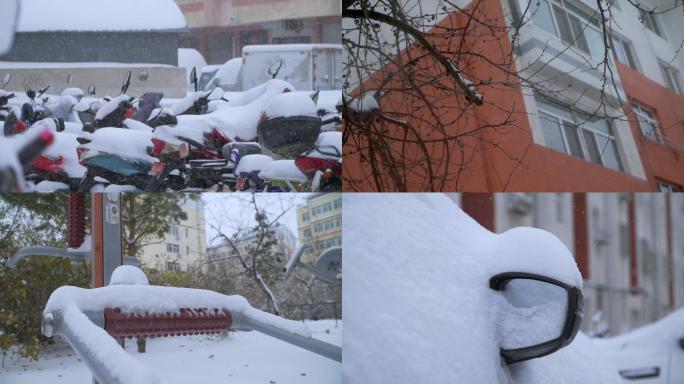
[234,154,273,174]
[109,266,149,286]
[308,131,341,160]
[170,79,294,142]
[264,92,317,118]
[17,0,186,32]
[343,193,619,384]
[81,128,158,163]
[259,160,307,182]
[95,95,129,121]
[40,131,87,178]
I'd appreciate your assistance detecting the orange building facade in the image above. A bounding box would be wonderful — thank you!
[343,0,684,192]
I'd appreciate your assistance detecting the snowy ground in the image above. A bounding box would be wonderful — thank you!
[1,320,341,384]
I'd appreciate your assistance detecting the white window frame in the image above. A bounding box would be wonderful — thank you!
[631,103,662,142]
[536,97,624,171]
[530,0,605,59]
[658,61,683,95]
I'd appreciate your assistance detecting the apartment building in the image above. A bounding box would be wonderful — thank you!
[296,193,342,262]
[343,0,684,192]
[456,193,684,336]
[175,0,341,64]
[138,199,207,272]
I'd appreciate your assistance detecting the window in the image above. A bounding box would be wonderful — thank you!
[656,180,682,192]
[530,0,605,59]
[536,96,624,171]
[640,10,663,37]
[334,198,342,209]
[166,261,180,272]
[303,228,312,238]
[611,35,638,69]
[168,226,179,239]
[302,212,310,222]
[632,103,661,142]
[166,243,180,253]
[186,246,189,255]
[658,61,683,95]
[185,229,188,238]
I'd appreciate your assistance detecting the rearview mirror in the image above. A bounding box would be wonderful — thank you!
[88,84,96,96]
[0,0,19,56]
[66,73,72,85]
[121,71,131,95]
[190,67,198,92]
[1,73,11,89]
[490,272,583,364]
[268,60,283,79]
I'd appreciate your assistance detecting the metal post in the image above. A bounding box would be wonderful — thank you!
[92,193,123,288]
[91,193,123,384]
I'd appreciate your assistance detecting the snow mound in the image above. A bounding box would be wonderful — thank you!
[259,160,308,182]
[32,180,70,192]
[81,128,158,163]
[599,307,684,352]
[109,265,149,286]
[17,0,186,32]
[264,92,317,118]
[342,193,612,384]
[172,79,294,141]
[44,285,311,338]
[309,131,342,160]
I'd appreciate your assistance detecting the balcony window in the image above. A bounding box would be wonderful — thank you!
[640,10,663,37]
[656,180,682,192]
[658,61,683,95]
[529,0,605,60]
[611,35,638,69]
[632,103,662,142]
[536,96,624,171]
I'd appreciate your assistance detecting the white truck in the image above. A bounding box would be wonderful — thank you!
[239,44,342,92]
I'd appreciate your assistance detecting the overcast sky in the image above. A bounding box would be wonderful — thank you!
[201,193,311,246]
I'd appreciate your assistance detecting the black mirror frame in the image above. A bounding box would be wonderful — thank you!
[489,271,583,364]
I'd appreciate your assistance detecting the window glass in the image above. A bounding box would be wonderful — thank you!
[562,121,584,158]
[552,5,574,45]
[584,27,605,59]
[582,130,602,164]
[597,135,623,171]
[568,14,590,52]
[532,0,557,35]
[539,112,567,153]
[659,62,682,95]
[641,10,663,37]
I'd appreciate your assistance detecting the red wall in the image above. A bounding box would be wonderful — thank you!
[343,1,679,192]
[617,63,684,190]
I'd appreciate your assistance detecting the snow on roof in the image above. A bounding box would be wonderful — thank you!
[0,62,173,69]
[17,0,186,32]
[242,44,343,53]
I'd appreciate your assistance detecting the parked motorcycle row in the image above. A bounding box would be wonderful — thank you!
[0,69,342,192]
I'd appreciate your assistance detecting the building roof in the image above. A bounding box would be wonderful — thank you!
[17,0,186,32]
